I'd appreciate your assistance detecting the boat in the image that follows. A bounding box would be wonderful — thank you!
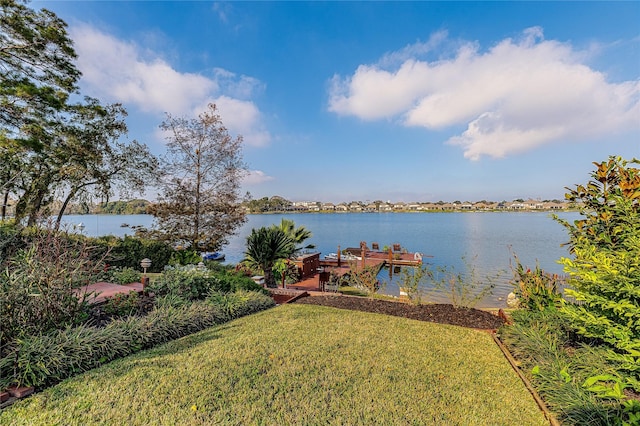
[323,252,360,261]
[202,252,225,261]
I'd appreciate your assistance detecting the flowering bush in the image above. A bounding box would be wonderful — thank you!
[509,254,563,311]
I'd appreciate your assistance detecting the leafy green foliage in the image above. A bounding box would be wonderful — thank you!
[207,290,275,320]
[149,104,246,252]
[94,235,174,273]
[0,292,274,389]
[147,265,220,301]
[273,218,315,256]
[500,309,638,425]
[168,248,202,266]
[107,267,141,285]
[0,226,102,354]
[209,265,267,294]
[243,226,294,288]
[554,156,640,378]
[509,253,563,311]
[102,291,140,317]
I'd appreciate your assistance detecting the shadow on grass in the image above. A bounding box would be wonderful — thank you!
[100,323,238,380]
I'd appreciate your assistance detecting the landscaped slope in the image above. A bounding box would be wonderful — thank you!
[1,305,547,425]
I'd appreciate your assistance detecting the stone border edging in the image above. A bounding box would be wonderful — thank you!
[491,332,560,426]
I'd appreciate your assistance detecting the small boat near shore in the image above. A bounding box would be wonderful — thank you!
[202,252,225,261]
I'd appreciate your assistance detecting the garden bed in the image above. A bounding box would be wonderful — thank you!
[295,295,505,329]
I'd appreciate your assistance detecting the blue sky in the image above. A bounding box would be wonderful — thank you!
[36,1,639,203]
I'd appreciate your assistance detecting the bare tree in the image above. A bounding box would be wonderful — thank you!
[149,104,247,251]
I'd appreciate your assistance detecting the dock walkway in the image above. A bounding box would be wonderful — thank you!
[73,282,144,305]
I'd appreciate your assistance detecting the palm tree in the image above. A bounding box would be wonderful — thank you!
[243,227,294,288]
[273,219,315,257]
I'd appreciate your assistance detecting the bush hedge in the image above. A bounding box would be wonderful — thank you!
[0,291,275,390]
[148,264,266,301]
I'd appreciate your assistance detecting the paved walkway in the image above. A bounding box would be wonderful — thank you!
[73,281,144,304]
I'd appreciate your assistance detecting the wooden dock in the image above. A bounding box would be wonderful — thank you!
[287,245,427,293]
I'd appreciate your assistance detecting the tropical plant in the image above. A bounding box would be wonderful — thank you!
[243,226,294,288]
[273,218,315,256]
[553,156,640,381]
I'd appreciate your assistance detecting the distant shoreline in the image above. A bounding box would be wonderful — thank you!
[62,208,577,216]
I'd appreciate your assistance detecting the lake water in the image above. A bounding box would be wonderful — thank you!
[62,211,579,307]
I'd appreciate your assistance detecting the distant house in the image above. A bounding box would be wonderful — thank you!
[542,201,565,210]
[335,203,349,212]
[380,203,393,212]
[365,203,378,212]
[349,203,363,212]
[322,202,335,211]
[393,202,407,211]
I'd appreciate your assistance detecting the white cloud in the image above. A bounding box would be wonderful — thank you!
[329,27,640,160]
[243,170,275,185]
[70,24,271,146]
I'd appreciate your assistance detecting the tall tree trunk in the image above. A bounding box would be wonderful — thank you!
[264,266,276,288]
[27,188,47,227]
[55,188,78,230]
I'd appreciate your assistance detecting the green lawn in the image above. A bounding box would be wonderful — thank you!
[1,304,548,425]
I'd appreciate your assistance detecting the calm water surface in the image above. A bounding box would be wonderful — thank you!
[62,212,579,307]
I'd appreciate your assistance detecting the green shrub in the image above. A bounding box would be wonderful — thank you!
[554,156,640,380]
[0,293,274,389]
[207,290,275,320]
[343,263,382,296]
[108,267,142,285]
[500,309,635,424]
[0,323,135,389]
[102,291,140,317]
[154,293,189,309]
[0,228,101,354]
[169,249,202,266]
[509,254,563,311]
[147,265,221,300]
[93,235,174,273]
[212,267,268,294]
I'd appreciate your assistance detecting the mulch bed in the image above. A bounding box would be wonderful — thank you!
[294,295,505,330]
